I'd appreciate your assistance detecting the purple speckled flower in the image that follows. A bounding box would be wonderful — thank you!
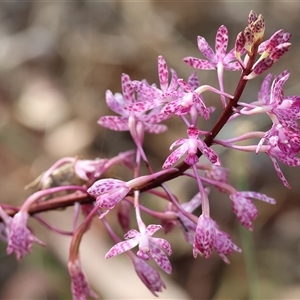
[257,124,300,188]
[105,224,172,274]
[258,71,300,129]
[203,165,229,192]
[161,78,210,118]
[98,73,167,136]
[213,222,241,264]
[193,214,241,262]
[74,158,108,181]
[68,258,98,300]
[7,211,44,260]
[132,256,166,296]
[163,125,220,168]
[87,179,130,218]
[257,29,291,65]
[193,214,216,258]
[184,25,241,72]
[245,30,291,79]
[230,191,276,230]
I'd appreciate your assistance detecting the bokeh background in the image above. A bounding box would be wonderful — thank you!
[1,1,300,299]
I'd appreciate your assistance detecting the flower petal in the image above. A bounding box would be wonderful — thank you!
[230,194,258,230]
[106,90,126,115]
[162,144,187,169]
[145,224,162,236]
[68,258,98,300]
[214,227,241,264]
[98,116,129,131]
[188,72,200,91]
[124,229,140,239]
[158,56,169,92]
[87,179,127,196]
[193,215,215,258]
[105,238,139,258]
[149,243,172,274]
[183,57,216,70]
[169,69,178,92]
[144,123,168,134]
[215,25,229,60]
[150,237,172,256]
[197,36,215,61]
[7,212,44,260]
[121,73,134,103]
[96,187,129,210]
[132,257,166,296]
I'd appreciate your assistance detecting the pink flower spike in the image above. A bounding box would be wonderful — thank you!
[193,214,216,258]
[68,258,98,300]
[7,211,45,260]
[105,224,172,274]
[132,256,166,296]
[230,191,275,230]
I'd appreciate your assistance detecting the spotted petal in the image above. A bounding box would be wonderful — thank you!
[162,144,187,169]
[151,237,172,256]
[145,224,162,236]
[121,73,134,103]
[132,257,166,296]
[88,179,127,196]
[215,25,229,60]
[197,36,215,61]
[149,242,172,274]
[183,57,216,70]
[158,56,169,92]
[98,116,129,131]
[105,238,140,258]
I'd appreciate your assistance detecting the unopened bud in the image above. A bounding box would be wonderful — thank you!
[244,11,265,55]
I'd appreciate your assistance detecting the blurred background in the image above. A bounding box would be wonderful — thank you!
[1,1,300,299]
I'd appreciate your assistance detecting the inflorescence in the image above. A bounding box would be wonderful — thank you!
[0,11,298,299]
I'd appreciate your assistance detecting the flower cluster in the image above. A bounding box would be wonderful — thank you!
[0,10,298,300]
